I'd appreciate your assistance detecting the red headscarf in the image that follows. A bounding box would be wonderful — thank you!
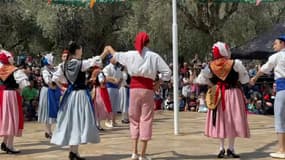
[62,49,69,55]
[134,32,149,54]
[212,46,222,59]
[0,51,17,81]
[0,53,9,64]
[212,42,231,59]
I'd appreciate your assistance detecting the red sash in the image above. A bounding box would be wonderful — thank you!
[100,87,112,113]
[130,76,153,90]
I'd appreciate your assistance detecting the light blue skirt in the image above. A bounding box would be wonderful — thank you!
[107,88,121,113]
[274,90,285,133]
[50,90,100,146]
[119,87,129,113]
[38,86,56,124]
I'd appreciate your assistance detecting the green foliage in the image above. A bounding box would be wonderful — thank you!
[0,0,285,63]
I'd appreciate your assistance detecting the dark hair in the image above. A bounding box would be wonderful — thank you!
[68,41,81,55]
[144,39,150,46]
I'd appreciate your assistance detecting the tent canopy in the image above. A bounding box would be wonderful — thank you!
[231,20,285,59]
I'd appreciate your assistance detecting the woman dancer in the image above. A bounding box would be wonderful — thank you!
[90,65,112,131]
[196,42,250,158]
[51,41,107,160]
[0,50,30,154]
[38,53,59,139]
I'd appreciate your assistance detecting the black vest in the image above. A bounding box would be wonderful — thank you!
[72,70,87,90]
[2,72,19,90]
[64,60,87,90]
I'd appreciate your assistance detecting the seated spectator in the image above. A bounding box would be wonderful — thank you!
[164,95,174,110]
[255,100,265,114]
[263,93,274,115]
[179,94,185,111]
[185,94,197,112]
[247,98,258,114]
[22,80,39,121]
[197,92,207,113]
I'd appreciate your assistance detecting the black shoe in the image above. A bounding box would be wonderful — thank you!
[6,147,21,154]
[45,132,52,139]
[69,152,85,160]
[227,149,240,158]
[121,119,129,124]
[98,127,105,131]
[217,149,225,158]
[1,142,7,151]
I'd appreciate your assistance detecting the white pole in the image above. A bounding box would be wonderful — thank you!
[172,0,179,135]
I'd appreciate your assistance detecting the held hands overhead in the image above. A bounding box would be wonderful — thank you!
[99,45,116,60]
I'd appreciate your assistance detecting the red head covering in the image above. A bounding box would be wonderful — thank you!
[0,50,11,64]
[212,46,222,59]
[0,54,9,64]
[212,42,231,59]
[134,32,149,54]
[62,49,69,55]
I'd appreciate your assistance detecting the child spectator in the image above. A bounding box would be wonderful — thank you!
[197,92,207,113]
[179,94,186,111]
[164,95,174,110]
[247,97,257,114]
[185,94,197,112]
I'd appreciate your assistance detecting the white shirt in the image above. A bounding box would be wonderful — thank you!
[195,59,249,85]
[260,48,285,80]
[113,47,171,81]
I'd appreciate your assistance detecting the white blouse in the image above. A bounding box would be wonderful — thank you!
[260,48,285,80]
[52,63,68,84]
[14,69,30,89]
[103,63,123,80]
[195,59,249,85]
[42,67,53,85]
[98,72,105,84]
[52,56,102,83]
[113,47,171,81]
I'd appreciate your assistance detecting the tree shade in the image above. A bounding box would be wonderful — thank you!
[48,0,126,8]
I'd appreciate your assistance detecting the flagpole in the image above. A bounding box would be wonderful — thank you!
[172,0,179,135]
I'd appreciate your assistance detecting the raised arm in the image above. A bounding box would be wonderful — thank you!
[250,54,277,85]
[81,48,109,72]
[105,45,117,56]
